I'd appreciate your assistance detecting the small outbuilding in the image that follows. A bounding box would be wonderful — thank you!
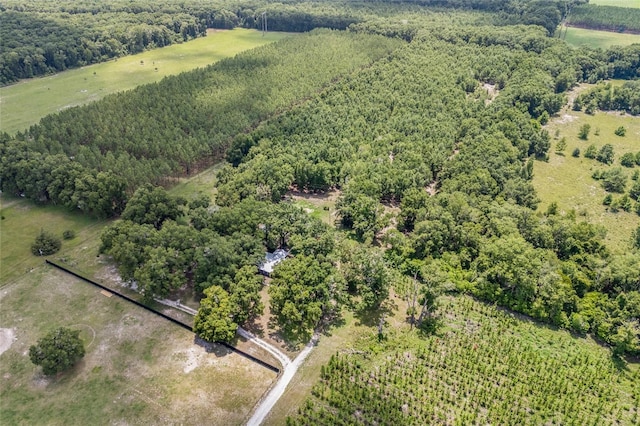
[258,249,289,277]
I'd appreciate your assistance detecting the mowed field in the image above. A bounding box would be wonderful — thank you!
[534,92,640,252]
[560,25,640,49]
[0,29,291,134]
[590,0,640,8]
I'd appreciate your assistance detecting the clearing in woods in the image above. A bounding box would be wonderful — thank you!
[0,29,292,135]
[559,25,640,49]
[533,85,640,253]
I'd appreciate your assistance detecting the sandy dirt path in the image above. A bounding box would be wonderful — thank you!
[246,333,318,426]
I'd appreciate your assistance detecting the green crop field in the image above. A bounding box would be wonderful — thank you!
[289,294,640,425]
[534,98,640,253]
[590,0,640,8]
[0,29,291,135]
[560,25,640,49]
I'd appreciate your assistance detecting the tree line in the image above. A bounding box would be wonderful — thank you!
[2,0,590,85]
[0,30,402,217]
[568,3,640,33]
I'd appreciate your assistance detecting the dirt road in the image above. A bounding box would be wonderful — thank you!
[246,334,318,426]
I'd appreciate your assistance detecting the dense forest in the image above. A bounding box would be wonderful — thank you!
[2,0,639,423]
[1,0,588,84]
[1,2,639,359]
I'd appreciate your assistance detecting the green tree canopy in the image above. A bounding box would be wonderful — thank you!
[29,327,85,376]
[193,285,238,343]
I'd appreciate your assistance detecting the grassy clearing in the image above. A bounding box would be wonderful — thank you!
[560,25,640,49]
[0,196,108,285]
[534,98,640,252]
[590,0,640,8]
[0,29,292,135]
[289,190,340,226]
[0,267,275,425]
[167,163,224,202]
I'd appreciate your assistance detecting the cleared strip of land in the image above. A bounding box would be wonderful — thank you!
[590,0,640,8]
[0,29,291,134]
[560,25,640,49]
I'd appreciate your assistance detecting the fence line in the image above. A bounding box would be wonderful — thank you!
[45,259,280,374]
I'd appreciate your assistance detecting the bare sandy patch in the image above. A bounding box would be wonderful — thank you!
[0,328,16,355]
[483,83,499,105]
[557,114,578,124]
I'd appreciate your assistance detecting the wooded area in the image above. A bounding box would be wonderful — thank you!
[568,3,640,33]
[2,0,592,85]
[1,2,639,357]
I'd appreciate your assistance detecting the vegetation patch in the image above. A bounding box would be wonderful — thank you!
[290,295,639,425]
[0,29,291,135]
[535,94,640,252]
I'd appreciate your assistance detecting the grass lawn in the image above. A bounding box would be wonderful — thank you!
[0,29,292,135]
[0,267,275,425]
[560,25,640,49]
[167,163,224,202]
[590,0,640,8]
[534,95,640,253]
[0,196,108,285]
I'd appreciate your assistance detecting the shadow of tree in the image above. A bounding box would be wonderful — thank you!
[193,336,233,357]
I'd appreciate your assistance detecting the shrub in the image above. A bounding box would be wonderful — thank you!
[31,229,62,256]
[602,194,613,206]
[621,153,636,168]
[578,123,591,140]
[62,230,76,240]
[572,148,580,157]
[29,327,85,376]
[584,144,597,159]
[596,144,614,165]
[601,168,627,193]
[614,126,626,137]
[592,169,604,180]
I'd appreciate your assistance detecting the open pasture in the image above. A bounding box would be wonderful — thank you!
[0,29,291,134]
[534,105,640,252]
[0,266,275,425]
[590,0,640,8]
[0,196,106,284]
[560,25,640,49]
